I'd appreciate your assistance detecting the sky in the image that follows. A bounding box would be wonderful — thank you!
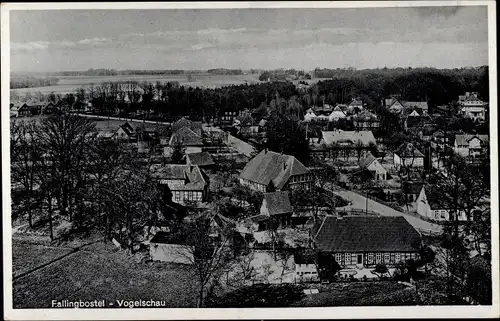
[9,6,489,72]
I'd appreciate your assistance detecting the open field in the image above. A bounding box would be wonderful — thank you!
[12,241,198,308]
[11,74,262,95]
[292,281,415,306]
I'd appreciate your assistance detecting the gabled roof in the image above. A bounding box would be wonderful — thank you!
[314,216,421,252]
[322,130,376,146]
[348,98,363,107]
[358,152,377,169]
[394,143,424,158]
[172,117,202,136]
[150,164,206,191]
[454,134,489,146]
[186,152,215,167]
[170,126,203,146]
[403,101,428,111]
[239,150,310,189]
[262,191,292,215]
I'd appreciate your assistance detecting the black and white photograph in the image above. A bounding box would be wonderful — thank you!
[2,1,498,319]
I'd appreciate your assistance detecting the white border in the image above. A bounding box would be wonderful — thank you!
[2,1,499,320]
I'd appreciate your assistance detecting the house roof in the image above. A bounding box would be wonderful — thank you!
[394,143,424,158]
[239,149,310,189]
[294,250,316,264]
[348,98,363,107]
[172,117,202,136]
[150,164,206,191]
[402,181,424,195]
[262,191,293,215]
[170,126,203,146]
[321,130,376,146]
[454,134,489,146]
[353,110,377,120]
[314,216,421,252]
[403,101,428,111]
[186,152,215,167]
[358,152,376,169]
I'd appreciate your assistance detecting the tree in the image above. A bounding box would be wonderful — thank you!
[355,139,364,162]
[170,138,186,164]
[174,218,235,307]
[10,120,43,228]
[38,114,97,223]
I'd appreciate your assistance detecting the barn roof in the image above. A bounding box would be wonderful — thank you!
[314,216,421,252]
[262,191,292,215]
[186,152,215,167]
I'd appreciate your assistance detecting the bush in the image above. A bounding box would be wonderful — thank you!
[205,283,305,307]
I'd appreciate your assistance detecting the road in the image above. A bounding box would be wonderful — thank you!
[332,188,442,234]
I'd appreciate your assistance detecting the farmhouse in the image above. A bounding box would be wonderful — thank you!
[393,143,425,170]
[402,101,428,116]
[171,117,203,136]
[347,98,364,113]
[454,134,489,159]
[168,126,204,155]
[151,164,209,204]
[313,216,421,268]
[239,149,313,192]
[359,152,387,181]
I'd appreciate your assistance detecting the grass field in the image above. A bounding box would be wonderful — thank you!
[293,281,416,307]
[12,243,74,278]
[12,241,198,308]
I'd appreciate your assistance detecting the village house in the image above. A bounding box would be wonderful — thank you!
[314,130,377,160]
[313,216,421,268]
[383,97,405,115]
[347,98,364,114]
[459,92,487,122]
[239,149,313,192]
[256,191,294,230]
[42,102,56,115]
[402,101,429,116]
[358,152,387,181]
[430,130,450,150]
[328,106,347,122]
[168,126,204,155]
[10,103,31,117]
[220,110,239,124]
[114,122,137,141]
[454,134,489,159]
[171,117,203,136]
[415,186,468,221]
[393,143,425,171]
[352,110,380,130]
[235,114,259,136]
[151,164,209,204]
[149,231,194,264]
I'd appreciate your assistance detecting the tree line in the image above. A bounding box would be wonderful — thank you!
[10,77,60,89]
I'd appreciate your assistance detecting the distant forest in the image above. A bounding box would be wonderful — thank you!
[10,77,60,89]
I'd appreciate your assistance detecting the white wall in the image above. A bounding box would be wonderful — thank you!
[150,243,194,264]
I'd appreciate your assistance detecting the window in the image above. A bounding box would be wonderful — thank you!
[335,253,342,264]
[376,253,381,263]
[384,253,390,263]
[390,253,395,264]
[344,253,351,263]
[368,253,374,264]
[188,191,193,201]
